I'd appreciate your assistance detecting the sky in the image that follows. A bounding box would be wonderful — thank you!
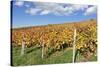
[12,1,97,28]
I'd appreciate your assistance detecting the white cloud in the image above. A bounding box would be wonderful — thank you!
[14,1,96,16]
[84,6,97,16]
[25,8,41,15]
[15,1,24,7]
[71,4,88,11]
[40,10,50,15]
[33,2,68,16]
[29,2,77,16]
[29,2,90,16]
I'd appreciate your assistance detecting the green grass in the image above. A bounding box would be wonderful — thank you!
[12,46,97,66]
[12,46,73,66]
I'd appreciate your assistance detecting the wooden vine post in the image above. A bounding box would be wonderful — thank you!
[41,43,44,59]
[21,41,25,56]
[40,32,44,59]
[21,33,25,56]
[72,28,77,63]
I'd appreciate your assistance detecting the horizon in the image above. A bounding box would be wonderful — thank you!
[12,19,96,29]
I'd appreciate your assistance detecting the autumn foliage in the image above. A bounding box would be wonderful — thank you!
[12,20,97,58]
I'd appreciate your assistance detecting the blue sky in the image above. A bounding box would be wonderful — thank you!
[12,1,97,28]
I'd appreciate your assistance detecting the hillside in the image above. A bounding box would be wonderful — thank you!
[11,19,97,66]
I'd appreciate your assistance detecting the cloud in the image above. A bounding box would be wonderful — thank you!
[70,4,88,11]
[25,8,41,15]
[40,10,50,15]
[84,6,97,15]
[14,1,97,16]
[14,1,24,7]
[33,2,70,16]
[27,2,90,16]
[27,2,83,16]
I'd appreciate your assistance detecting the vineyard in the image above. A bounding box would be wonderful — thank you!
[11,19,97,65]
